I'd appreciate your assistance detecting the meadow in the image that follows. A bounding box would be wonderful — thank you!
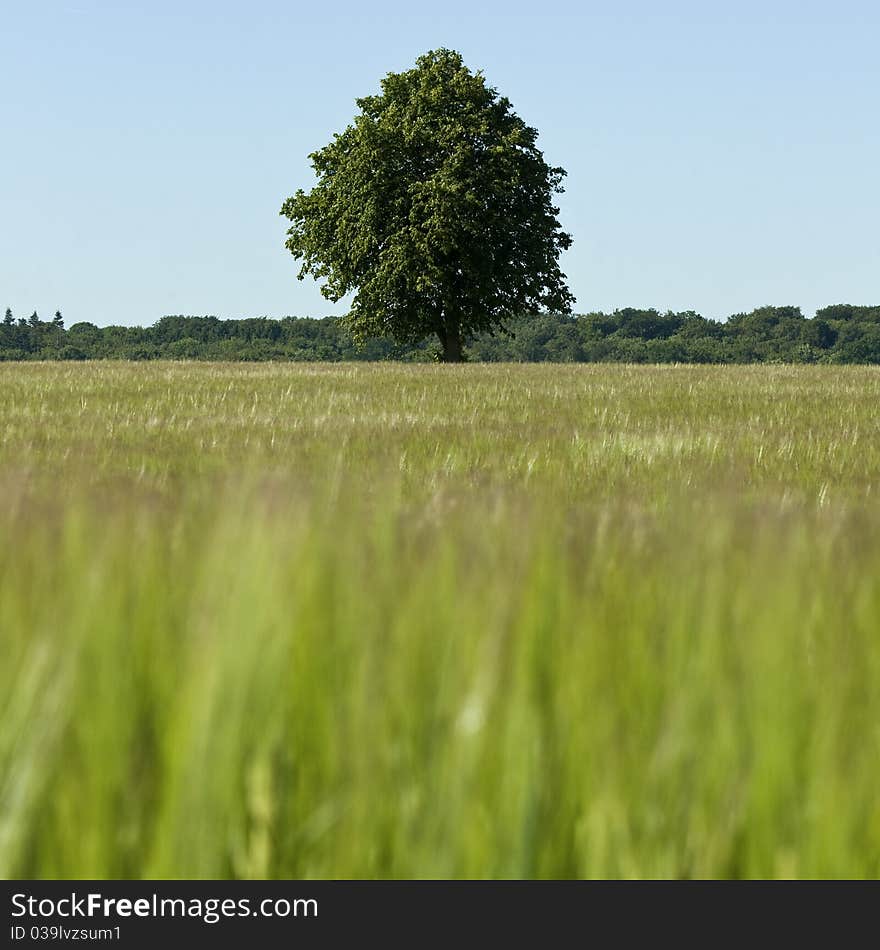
[2,361,879,878]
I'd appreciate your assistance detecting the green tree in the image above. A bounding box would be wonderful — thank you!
[281,49,573,362]
[3,308,13,326]
[53,310,64,330]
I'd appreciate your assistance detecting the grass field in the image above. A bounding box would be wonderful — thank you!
[2,362,879,878]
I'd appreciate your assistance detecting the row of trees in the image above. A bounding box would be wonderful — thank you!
[2,308,66,352]
[2,305,879,363]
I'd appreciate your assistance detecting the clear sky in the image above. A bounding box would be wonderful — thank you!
[2,0,877,326]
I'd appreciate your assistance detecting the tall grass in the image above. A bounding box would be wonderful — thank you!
[1,362,879,878]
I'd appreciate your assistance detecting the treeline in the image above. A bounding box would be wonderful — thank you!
[2,304,880,363]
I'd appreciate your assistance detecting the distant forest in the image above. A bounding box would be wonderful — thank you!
[2,304,880,363]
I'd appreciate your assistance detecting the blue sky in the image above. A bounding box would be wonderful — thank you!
[2,0,877,326]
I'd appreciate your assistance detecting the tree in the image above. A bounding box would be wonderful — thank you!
[3,308,13,326]
[281,49,573,362]
[28,311,40,328]
[53,310,64,329]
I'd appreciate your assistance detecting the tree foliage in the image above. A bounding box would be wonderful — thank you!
[280,49,574,361]
[3,305,880,363]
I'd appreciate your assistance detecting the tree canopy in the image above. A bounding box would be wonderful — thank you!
[280,49,574,361]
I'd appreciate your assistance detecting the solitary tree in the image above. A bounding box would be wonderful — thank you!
[281,49,573,362]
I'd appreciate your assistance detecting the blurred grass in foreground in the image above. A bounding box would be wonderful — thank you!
[1,362,879,878]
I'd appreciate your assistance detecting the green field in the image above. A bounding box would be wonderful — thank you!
[2,362,879,878]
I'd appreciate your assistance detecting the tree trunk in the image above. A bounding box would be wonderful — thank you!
[438,325,464,363]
